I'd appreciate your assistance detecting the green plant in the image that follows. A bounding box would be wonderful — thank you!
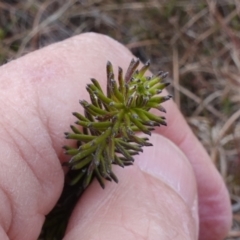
[39,59,171,240]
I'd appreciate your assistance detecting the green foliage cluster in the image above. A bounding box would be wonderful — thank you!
[39,59,171,240]
[64,59,171,189]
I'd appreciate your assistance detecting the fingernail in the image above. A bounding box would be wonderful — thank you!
[136,133,199,233]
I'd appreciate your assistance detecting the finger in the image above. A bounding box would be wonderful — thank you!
[64,134,199,240]
[154,82,232,239]
[0,56,65,238]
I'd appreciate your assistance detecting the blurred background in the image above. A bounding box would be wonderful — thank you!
[0,0,240,238]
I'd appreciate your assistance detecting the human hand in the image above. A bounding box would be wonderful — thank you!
[0,33,231,240]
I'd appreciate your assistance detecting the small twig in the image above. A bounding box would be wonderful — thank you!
[17,0,76,57]
[126,39,159,49]
[211,109,240,163]
[172,46,180,108]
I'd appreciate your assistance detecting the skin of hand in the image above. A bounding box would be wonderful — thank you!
[0,33,231,240]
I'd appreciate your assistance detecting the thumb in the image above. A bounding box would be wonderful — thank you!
[64,134,199,240]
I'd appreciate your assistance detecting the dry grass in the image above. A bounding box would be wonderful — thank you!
[0,0,240,238]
